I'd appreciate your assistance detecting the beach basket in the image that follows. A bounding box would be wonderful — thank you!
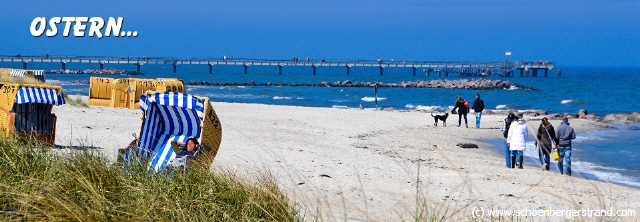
[0,82,66,145]
[88,77,115,107]
[123,91,222,172]
[26,70,46,82]
[0,69,46,82]
[0,68,12,76]
[88,77,186,109]
[110,78,131,108]
[127,78,156,109]
[154,78,185,93]
[0,68,13,76]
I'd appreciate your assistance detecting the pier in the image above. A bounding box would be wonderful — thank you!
[1,55,555,77]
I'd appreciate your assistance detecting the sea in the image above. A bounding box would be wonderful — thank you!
[3,62,639,188]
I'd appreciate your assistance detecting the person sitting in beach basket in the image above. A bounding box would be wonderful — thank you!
[167,137,212,172]
[119,91,222,172]
[171,137,200,157]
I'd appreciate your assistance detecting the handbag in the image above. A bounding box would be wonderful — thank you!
[543,126,559,161]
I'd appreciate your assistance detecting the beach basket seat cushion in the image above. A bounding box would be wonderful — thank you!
[136,92,205,172]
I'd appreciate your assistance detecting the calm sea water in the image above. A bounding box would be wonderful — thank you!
[3,62,639,187]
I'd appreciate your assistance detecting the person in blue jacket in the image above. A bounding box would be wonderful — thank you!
[556,117,576,176]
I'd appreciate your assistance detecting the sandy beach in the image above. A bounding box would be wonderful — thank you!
[53,97,640,221]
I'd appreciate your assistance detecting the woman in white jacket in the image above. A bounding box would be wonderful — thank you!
[507,114,528,169]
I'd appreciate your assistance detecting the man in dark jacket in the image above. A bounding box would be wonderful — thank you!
[471,94,485,128]
[556,117,576,176]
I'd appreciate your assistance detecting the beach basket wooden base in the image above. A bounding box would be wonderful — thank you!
[88,99,112,107]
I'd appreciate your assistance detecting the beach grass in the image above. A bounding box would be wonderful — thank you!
[64,93,89,108]
[0,137,300,221]
[0,76,48,85]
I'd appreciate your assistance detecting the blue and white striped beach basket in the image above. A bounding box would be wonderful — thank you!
[124,91,221,172]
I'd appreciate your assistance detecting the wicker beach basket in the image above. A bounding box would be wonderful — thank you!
[0,82,65,146]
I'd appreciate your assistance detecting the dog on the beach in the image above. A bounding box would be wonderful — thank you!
[431,113,449,127]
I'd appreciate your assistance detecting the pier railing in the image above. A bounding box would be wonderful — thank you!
[0,55,555,76]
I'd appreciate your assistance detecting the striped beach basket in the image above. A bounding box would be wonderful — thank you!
[0,83,66,145]
[0,68,45,82]
[124,91,222,172]
[0,69,47,82]
[30,70,46,82]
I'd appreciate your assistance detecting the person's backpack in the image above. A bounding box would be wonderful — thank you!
[464,101,469,109]
[503,118,512,138]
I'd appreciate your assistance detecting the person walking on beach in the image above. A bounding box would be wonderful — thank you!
[556,117,576,176]
[451,96,468,128]
[535,117,558,171]
[507,114,527,169]
[502,113,517,168]
[471,94,485,128]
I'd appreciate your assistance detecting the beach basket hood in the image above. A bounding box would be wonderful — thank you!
[15,86,66,105]
[139,92,205,119]
[10,69,26,77]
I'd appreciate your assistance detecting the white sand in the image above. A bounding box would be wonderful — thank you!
[53,97,640,221]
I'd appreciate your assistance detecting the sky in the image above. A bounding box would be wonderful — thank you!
[1,0,639,67]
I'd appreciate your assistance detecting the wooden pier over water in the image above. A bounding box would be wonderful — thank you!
[0,55,556,77]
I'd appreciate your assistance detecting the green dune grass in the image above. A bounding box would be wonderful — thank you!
[0,138,299,221]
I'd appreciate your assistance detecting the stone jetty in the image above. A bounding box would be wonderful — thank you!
[486,108,640,124]
[67,78,529,90]
[190,79,531,90]
[47,68,140,75]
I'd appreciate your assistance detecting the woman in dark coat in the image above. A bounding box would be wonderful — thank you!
[536,117,559,171]
[452,96,469,128]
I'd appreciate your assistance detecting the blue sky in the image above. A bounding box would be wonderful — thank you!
[1,0,638,67]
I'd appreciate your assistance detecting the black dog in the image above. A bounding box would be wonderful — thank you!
[431,113,449,127]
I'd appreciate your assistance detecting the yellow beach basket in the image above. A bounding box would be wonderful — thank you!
[0,82,66,145]
[88,77,186,109]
